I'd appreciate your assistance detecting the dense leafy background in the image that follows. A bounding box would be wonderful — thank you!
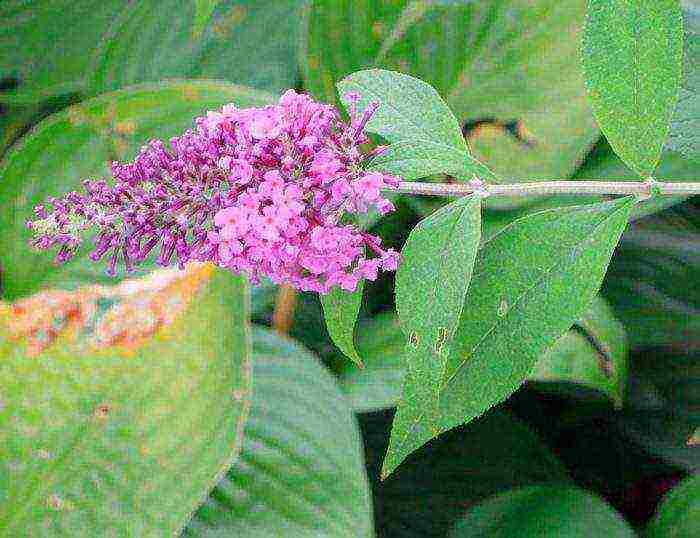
[1,0,698,536]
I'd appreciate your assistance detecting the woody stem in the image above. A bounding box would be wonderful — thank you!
[390,180,700,198]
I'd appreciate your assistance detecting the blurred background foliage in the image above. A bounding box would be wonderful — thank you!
[1,1,698,536]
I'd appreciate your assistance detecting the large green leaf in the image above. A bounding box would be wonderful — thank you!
[0,94,81,159]
[0,0,124,102]
[186,327,374,537]
[364,409,571,538]
[449,485,635,537]
[303,1,598,182]
[0,1,301,102]
[582,0,684,177]
[646,474,700,538]
[340,296,627,413]
[391,195,480,438]
[0,80,274,301]
[89,0,303,95]
[0,267,252,536]
[193,0,223,38]
[321,284,365,367]
[382,197,635,476]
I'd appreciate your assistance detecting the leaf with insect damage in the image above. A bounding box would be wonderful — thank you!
[383,197,634,477]
[390,195,480,447]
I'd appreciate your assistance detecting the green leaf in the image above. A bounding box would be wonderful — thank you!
[582,0,684,177]
[186,327,374,538]
[0,0,123,101]
[666,11,700,161]
[89,1,304,95]
[321,283,365,367]
[0,268,252,535]
[449,486,635,537]
[0,80,274,301]
[339,296,627,412]
[646,474,700,538]
[337,69,467,151]
[382,197,635,477]
[193,0,222,38]
[367,138,497,181]
[0,1,301,102]
[531,296,628,407]
[304,1,598,183]
[366,410,571,538]
[392,195,480,437]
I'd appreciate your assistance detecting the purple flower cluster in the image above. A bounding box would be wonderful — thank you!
[27,90,401,293]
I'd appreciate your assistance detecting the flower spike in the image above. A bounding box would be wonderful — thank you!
[27,90,401,294]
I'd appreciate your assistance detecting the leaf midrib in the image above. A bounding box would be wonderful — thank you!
[442,199,632,391]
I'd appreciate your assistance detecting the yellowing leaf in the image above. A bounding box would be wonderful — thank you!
[0,265,252,535]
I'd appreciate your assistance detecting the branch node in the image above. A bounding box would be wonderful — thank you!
[636,177,659,201]
[469,176,491,198]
